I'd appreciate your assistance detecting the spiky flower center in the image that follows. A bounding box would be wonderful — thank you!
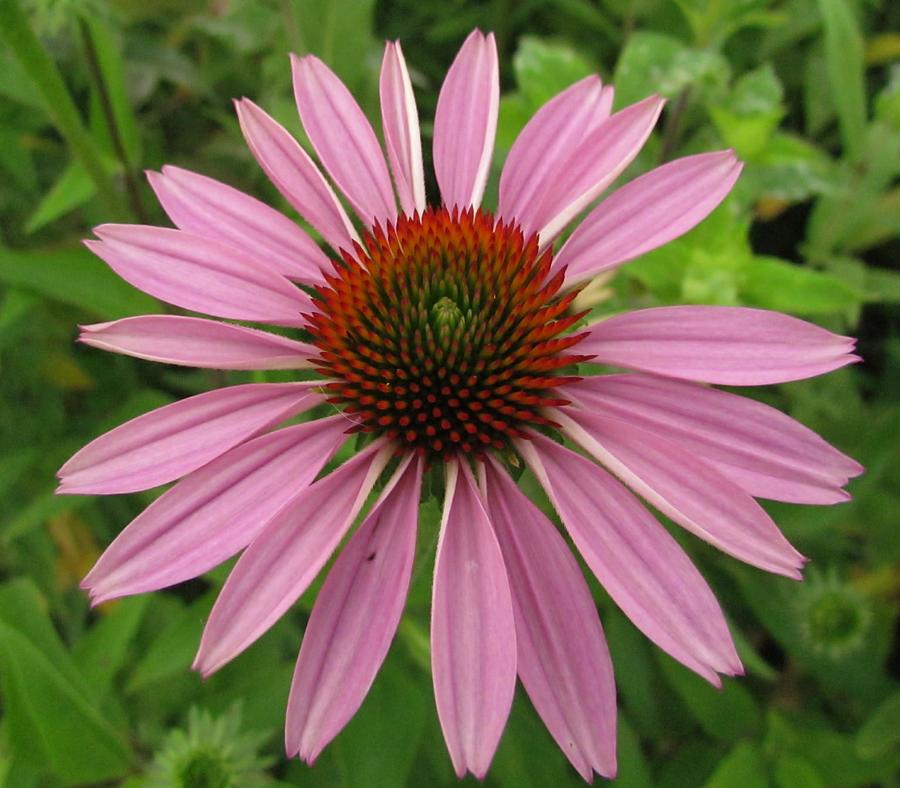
[307,208,587,457]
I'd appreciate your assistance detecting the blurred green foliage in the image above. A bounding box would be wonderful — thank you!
[0,0,898,785]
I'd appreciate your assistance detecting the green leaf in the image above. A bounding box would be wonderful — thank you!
[1,487,88,545]
[0,582,133,783]
[512,36,595,109]
[614,31,729,108]
[746,131,836,202]
[657,653,761,742]
[856,692,900,758]
[24,161,97,234]
[72,595,150,698]
[616,715,654,788]
[496,94,534,159]
[817,0,867,159]
[865,264,900,303]
[0,245,159,319]
[703,741,767,788]
[711,106,783,158]
[332,649,428,788]
[128,596,212,692]
[604,607,665,736]
[85,19,141,167]
[289,0,377,99]
[741,256,862,316]
[774,755,826,788]
[0,128,38,193]
[711,65,784,158]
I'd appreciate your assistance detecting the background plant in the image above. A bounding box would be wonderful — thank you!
[0,0,897,785]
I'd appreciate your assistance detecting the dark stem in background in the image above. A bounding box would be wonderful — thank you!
[658,86,691,165]
[79,18,148,224]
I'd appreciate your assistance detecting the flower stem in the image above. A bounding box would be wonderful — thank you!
[78,18,147,223]
[658,86,692,165]
[0,0,125,219]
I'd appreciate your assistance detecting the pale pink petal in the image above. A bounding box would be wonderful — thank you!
[432,459,516,779]
[79,315,316,370]
[286,453,423,762]
[57,382,321,495]
[568,374,862,503]
[86,225,310,326]
[147,166,328,284]
[553,151,743,287]
[81,415,348,604]
[498,76,612,226]
[380,41,426,216]
[579,306,859,385]
[193,440,392,677]
[529,95,665,243]
[518,433,741,684]
[291,54,396,227]
[235,98,358,254]
[555,408,806,578]
[433,30,499,210]
[483,457,616,781]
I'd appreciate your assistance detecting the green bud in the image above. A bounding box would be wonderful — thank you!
[795,568,871,660]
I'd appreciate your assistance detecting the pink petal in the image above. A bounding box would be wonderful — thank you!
[498,76,612,228]
[555,408,806,578]
[433,30,499,210]
[286,453,423,763]
[482,457,617,781]
[529,95,665,244]
[79,315,316,370]
[81,415,348,604]
[518,433,741,685]
[57,382,321,495]
[235,98,358,254]
[193,440,392,677]
[579,306,859,385]
[431,459,516,779]
[553,151,743,287]
[380,41,426,216]
[568,374,862,503]
[291,54,396,228]
[147,165,328,284]
[86,225,310,326]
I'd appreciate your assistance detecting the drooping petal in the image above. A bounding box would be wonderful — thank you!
[58,382,321,495]
[498,76,612,226]
[193,440,392,677]
[235,98,358,254]
[555,408,806,578]
[86,225,311,326]
[147,165,328,284]
[81,415,348,605]
[286,453,423,763]
[482,457,616,781]
[553,151,742,287]
[431,459,516,779]
[579,306,859,385]
[518,433,741,685]
[433,30,499,210]
[380,41,426,216]
[291,54,396,227]
[568,374,862,503]
[79,315,316,370]
[528,95,665,244]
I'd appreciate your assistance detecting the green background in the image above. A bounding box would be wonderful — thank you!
[0,0,898,785]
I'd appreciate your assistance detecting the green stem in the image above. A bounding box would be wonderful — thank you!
[0,0,124,219]
[78,18,147,223]
[658,86,691,165]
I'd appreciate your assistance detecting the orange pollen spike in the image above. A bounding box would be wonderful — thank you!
[307,207,586,458]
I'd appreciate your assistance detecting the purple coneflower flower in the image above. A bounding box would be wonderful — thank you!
[59,30,862,781]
